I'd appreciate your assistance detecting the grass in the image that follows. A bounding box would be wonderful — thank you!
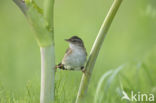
[0,0,156,103]
[0,47,156,103]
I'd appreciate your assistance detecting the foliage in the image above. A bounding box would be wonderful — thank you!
[0,0,156,103]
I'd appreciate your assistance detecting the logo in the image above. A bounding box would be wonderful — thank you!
[122,91,155,102]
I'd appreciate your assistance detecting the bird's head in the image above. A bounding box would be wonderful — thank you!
[65,36,84,48]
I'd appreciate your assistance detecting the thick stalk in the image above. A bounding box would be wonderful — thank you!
[40,45,55,103]
[40,0,55,103]
[44,0,54,31]
[13,0,27,15]
[13,0,56,102]
[75,0,123,103]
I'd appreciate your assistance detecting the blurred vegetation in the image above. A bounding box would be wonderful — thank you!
[0,0,156,103]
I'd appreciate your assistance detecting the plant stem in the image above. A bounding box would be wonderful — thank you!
[39,1,55,103]
[75,0,123,103]
[40,45,55,103]
[13,0,56,102]
[13,0,27,15]
[44,0,55,33]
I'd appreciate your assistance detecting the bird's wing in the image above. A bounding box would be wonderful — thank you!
[62,48,72,64]
[65,48,69,53]
[65,47,72,54]
[85,50,87,56]
[84,48,87,56]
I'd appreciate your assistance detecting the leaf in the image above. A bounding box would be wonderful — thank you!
[13,0,27,15]
[13,0,53,47]
[94,70,113,103]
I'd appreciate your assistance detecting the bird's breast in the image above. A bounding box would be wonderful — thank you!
[62,48,86,69]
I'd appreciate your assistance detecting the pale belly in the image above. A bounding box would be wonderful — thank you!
[62,49,86,70]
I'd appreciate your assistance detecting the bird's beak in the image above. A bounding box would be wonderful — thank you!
[65,39,70,42]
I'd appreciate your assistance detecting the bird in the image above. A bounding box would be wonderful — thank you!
[56,36,87,72]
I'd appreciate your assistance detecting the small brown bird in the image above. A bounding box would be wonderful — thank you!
[56,36,87,72]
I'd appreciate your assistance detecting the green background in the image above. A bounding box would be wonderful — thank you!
[0,0,156,102]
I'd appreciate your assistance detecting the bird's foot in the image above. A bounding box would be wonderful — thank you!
[81,66,86,73]
[56,63,65,70]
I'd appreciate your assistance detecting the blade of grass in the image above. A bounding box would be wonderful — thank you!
[104,64,125,94]
[94,70,113,103]
[142,63,154,86]
[95,65,125,103]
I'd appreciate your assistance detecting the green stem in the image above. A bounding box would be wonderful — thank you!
[75,0,123,103]
[40,45,55,103]
[44,0,55,35]
[13,0,27,15]
[13,0,56,102]
[40,0,55,103]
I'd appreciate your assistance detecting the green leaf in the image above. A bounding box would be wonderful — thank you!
[13,0,53,47]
